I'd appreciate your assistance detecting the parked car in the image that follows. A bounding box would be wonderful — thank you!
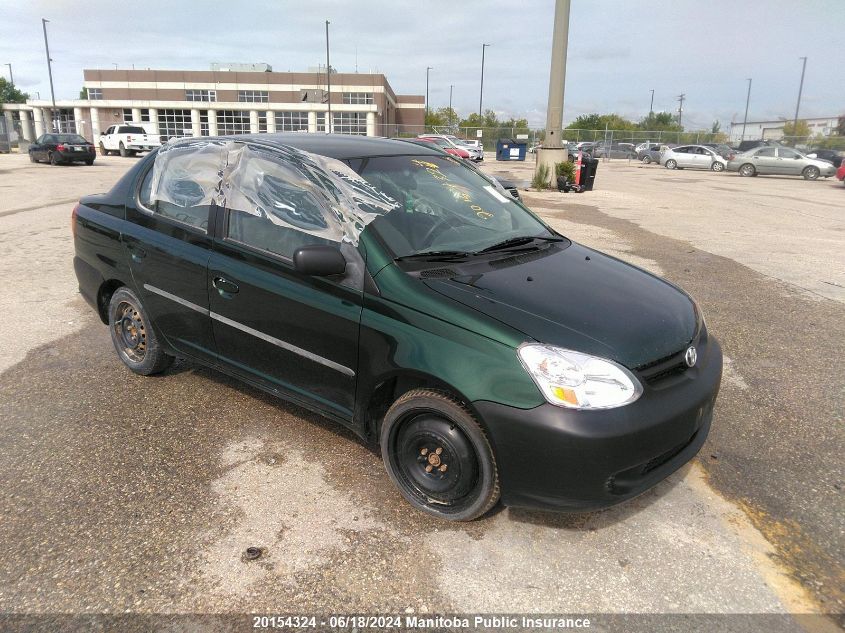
[99,124,161,157]
[462,139,484,152]
[418,134,480,161]
[837,162,845,185]
[72,134,722,521]
[637,143,662,164]
[806,148,844,168]
[416,136,471,159]
[592,143,637,159]
[727,146,836,180]
[28,133,96,166]
[492,176,522,200]
[702,143,736,160]
[660,145,727,171]
[735,139,780,153]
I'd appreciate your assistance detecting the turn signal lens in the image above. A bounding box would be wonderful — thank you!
[518,344,643,410]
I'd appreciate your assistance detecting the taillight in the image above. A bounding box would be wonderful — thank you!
[56,144,66,151]
[127,136,133,143]
[71,203,79,238]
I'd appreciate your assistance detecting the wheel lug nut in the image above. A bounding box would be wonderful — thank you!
[420,448,428,456]
[425,465,433,473]
[440,464,448,472]
[435,447,442,455]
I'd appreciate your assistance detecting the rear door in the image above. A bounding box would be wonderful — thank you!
[208,143,363,422]
[751,147,777,174]
[123,142,223,363]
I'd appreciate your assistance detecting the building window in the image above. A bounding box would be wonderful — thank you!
[275,111,308,132]
[200,110,209,136]
[123,108,133,122]
[186,89,217,102]
[316,113,326,132]
[140,108,150,122]
[238,90,269,103]
[333,112,367,135]
[87,88,102,100]
[217,110,251,135]
[158,109,193,140]
[343,92,373,105]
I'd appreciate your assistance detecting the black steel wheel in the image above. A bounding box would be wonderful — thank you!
[381,389,499,521]
[108,287,174,375]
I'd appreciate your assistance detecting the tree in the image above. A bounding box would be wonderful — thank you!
[425,106,459,128]
[0,78,29,104]
[782,119,810,140]
[711,120,721,134]
[638,111,682,132]
[79,86,88,99]
[566,113,636,131]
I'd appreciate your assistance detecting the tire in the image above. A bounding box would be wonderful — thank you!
[86,159,94,166]
[119,142,128,158]
[29,152,37,163]
[711,161,725,172]
[802,165,820,180]
[665,159,677,169]
[99,143,109,156]
[49,152,60,166]
[738,163,756,177]
[380,389,500,521]
[108,287,174,376]
[642,155,652,164]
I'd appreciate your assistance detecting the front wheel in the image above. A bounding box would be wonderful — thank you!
[665,159,677,169]
[711,161,725,172]
[380,389,500,521]
[739,163,756,177]
[642,155,652,164]
[99,143,109,156]
[802,165,820,180]
[29,152,37,163]
[108,287,174,375]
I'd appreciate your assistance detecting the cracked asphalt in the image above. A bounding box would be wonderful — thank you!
[0,152,842,630]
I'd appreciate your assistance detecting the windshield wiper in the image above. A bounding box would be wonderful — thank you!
[395,250,472,262]
[477,235,564,254]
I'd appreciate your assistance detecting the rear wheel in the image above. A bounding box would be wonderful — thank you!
[86,159,94,166]
[642,155,652,164]
[49,152,60,166]
[665,159,677,169]
[739,163,756,177]
[99,143,109,156]
[711,161,725,172]
[380,389,499,521]
[802,165,820,180]
[119,142,128,158]
[108,287,174,375]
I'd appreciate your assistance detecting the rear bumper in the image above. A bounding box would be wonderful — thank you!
[475,335,722,511]
[57,149,96,161]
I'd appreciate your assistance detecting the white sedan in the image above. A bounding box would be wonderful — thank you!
[660,145,727,172]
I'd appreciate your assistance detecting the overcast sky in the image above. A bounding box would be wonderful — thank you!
[1,0,842,130]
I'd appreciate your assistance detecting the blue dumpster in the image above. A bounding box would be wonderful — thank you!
[495,139,527,161]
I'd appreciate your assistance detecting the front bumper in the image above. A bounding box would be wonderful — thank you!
[475,335,722,511]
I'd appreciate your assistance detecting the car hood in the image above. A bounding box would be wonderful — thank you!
[423,242,697,369]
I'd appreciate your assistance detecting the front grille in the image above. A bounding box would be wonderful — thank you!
[642,429,698,474]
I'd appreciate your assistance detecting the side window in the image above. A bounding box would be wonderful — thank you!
[36,135,45,144]
[756,147,776,157]
[778,148,799,159]
[225,145,335,260]
[141,141,226,232]
[675,146,688,153]
[105,126,113,135]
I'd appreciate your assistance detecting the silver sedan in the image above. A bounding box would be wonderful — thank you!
[727,146,836,180]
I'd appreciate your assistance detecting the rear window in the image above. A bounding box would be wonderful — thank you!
[120,126,146,134]
[56,134,87,144]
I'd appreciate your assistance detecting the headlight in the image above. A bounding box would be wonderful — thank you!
[518,344,642,410]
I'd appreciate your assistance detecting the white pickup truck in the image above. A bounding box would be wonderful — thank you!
[98,124,161,157]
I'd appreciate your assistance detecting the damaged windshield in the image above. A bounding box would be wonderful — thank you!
[349,155,552,258]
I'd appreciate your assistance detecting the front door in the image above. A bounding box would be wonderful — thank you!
[123,145,222,363]
[776,147,803,175]
[209,143,362,422]
[751,147,778,174]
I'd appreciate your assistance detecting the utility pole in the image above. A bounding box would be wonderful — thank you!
[792,56,807,141]
[543,0,571,148]
[42,18,57,133]
[325,20,331,134]
[649,89,654,115]
[741,78,752,141]
[425,66,432,118]
[4,63,12,85]
[449,84,454,127]
[676,93,685,128]
[478,43,491,118]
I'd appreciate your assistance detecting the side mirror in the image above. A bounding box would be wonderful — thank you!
[293,244,347,277]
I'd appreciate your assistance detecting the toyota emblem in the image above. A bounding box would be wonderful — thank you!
[685,346,697,368]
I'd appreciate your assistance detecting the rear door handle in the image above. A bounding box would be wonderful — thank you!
[213,276,240,296]
[127,244,147,261]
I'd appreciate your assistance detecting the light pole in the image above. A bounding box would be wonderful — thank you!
[792,56,807,142]
[543,0,570,149]
[478,43,490,119]
[425,66,432,119]
[741,78,752,141]
[42,18,57,132]
[449,84,454,127]
[676,93,685,128]
[325,20,331,134]
[649,89,654,115]
[4,63,12,85]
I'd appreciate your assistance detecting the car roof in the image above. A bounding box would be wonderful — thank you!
[207,133,444,160]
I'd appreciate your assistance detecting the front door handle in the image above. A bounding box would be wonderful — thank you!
[127,244,147,262]
[213,276,240,296]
